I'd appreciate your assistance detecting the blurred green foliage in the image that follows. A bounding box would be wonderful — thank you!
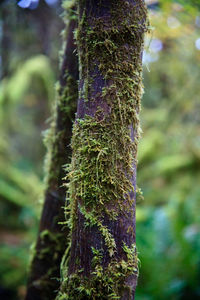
[0,1,200,300]
[161,0,200,10]
[0,1,62,299]
[136,3,200,299]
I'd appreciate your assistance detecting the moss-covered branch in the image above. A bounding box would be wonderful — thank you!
[57,1,148,299]
[25,5,78,300]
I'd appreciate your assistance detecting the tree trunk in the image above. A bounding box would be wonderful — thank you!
[25,9,78,300]
[57,1,148,299]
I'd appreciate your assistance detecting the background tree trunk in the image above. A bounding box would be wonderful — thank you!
[25,9,78,300]
[57,1,148,299]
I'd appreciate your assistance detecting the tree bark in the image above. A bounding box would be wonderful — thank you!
[57,1,148,299]
[25,10,78,300]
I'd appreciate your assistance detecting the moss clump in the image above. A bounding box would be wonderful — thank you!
[68,0,148,214]
[57,244,138,300]
[43,72,77,186]
[58,0,149,298]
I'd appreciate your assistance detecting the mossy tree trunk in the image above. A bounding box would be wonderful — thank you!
[25,10,78,300]
[57,1,148,299]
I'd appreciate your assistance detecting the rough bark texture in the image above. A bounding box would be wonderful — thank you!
[57,1,148,300]
[25,10,78,300]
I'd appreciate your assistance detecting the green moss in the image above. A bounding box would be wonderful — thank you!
[26,3,78,299]
[58,0,149,298]
[67,0,148,241]
[60,1,77,68]
[59,74,78,118]
[43,72,77,186]
[136,185,144,203]
[43,0,78,186]
[57,243,138,300]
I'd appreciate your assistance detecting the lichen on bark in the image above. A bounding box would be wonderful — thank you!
[57,0,148,299]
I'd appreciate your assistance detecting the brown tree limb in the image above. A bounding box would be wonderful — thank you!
[25,8,78,300]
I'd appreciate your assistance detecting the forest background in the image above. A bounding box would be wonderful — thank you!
[0,0,200,299]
